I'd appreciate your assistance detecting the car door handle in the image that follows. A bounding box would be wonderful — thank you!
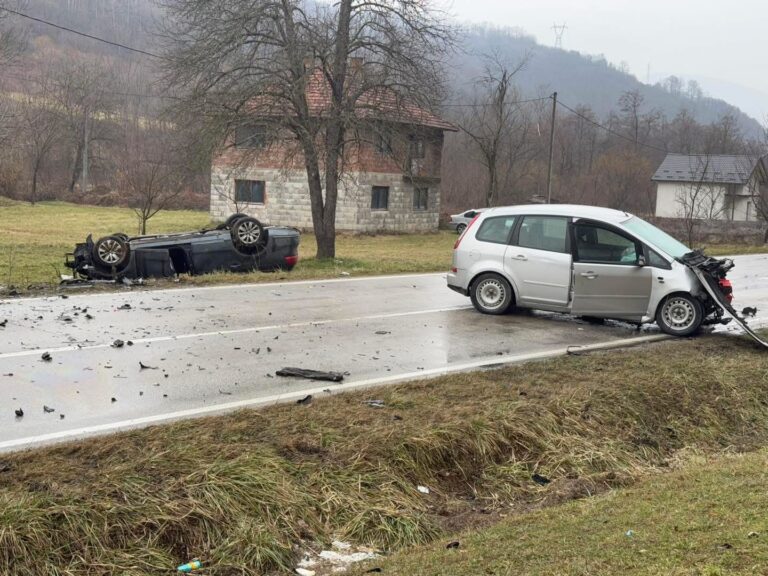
[580,272,598,279]
[511,254,528,261]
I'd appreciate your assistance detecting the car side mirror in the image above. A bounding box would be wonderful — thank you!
[637,255,647,267]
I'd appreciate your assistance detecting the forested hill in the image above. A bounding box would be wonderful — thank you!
[456,25,762,137]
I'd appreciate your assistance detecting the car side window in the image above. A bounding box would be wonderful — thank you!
[516,216,568,253]
[574,223,639,264]
[475,216,517,245]
[648,249,671,269]
[464,210,476,218]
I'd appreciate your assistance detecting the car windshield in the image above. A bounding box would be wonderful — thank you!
[623,216,691,258]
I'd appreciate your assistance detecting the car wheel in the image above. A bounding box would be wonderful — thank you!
[92,235,130,270]
[112,233,129,242]
[470,273,513,315]
[656,293,703,336]
[216,212,249,230]
[456,223,467,235]
[230,216,265,252]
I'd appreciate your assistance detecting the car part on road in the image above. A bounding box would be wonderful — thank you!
[66,216,300,281]
[276,367,345,382]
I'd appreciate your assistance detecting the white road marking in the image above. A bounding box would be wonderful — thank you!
[2,272,447,303]
[0,334,669,452]
[0,305,473,359]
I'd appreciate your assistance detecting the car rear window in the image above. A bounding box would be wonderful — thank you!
[475,216,517,244]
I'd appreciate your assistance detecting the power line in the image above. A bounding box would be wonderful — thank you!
[442,96,552,108]
[557,98,668,153]
[0,7,166,60]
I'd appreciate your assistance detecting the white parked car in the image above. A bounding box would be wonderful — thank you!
[448,209,486,234]
[447,204,736,336]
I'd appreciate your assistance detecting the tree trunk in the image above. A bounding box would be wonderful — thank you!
[68,140,83,195]
[763,225,768,244]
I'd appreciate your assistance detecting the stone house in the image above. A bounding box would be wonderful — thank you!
[209,68,457,233]
[652,153,767,221]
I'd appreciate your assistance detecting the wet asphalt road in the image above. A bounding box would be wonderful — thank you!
[1,254,766,452]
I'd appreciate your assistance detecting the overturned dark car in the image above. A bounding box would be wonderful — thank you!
[66,214,300,280]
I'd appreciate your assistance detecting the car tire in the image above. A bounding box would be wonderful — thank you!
[456,223,467,235]
[92,235,130,270]
[216,213,249,230]
[112,232,129,242]
[470,273,513,315]
[230,216,265,252]
[656,293,704,336]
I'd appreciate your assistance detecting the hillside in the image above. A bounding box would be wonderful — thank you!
[455,26,763,137]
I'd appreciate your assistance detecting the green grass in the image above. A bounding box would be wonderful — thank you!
[704,243,768,256]
[2,334,768,575]
[364,450,768,576]
[0,199,455,290]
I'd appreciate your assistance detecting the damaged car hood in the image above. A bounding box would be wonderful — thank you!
[680,250,768,348]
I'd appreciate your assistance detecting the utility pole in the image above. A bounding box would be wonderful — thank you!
[552,23,567,49]
[81,105,89,196]
[546,92,557,204]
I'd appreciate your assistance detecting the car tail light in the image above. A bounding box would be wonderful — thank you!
[718,278,733,303]
[454,214,481,249]
[284,255,299,266]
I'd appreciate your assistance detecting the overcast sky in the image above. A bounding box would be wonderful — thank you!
[443,0,768,121]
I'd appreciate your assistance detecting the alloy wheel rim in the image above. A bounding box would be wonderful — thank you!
[97,239,124,265]
[237,221,261,245]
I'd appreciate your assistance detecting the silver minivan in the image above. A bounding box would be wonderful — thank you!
[447,204,734,336]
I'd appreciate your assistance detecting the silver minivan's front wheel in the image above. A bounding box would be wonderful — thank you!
[470,273,513,315]
[656,293,703,336]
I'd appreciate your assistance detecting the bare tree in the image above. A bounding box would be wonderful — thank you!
[119,121,188,234]
[17,85,62,204]
[675,156,727,247]
[158,0,454,258]
[458,54,529,207]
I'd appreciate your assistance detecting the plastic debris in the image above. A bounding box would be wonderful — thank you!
[748,531,760,538]
[296,395,313,405]
[625,530,635,538]
[41,352,52,362]
[532,473,551,486]
[112,339,125,348]
[0,319,7,327]
[446,540,460,549]
[177,559,203,572]
[364,400,385,408]
[276,367,345,382]
[14,408,23,418]
[118,303,132,310]
[43,405,55,413]
[295,569,316,576]
[417,485,430,494]
[139,362,158,370]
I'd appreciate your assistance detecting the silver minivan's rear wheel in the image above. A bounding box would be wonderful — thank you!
[470,273,513,315]
[656,293,703,336]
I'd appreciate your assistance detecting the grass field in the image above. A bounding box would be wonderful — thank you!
[363,450,768,576]
[3,333,768,575]
[0,199,455,290]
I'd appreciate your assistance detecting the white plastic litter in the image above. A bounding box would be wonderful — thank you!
[417,485,430,494]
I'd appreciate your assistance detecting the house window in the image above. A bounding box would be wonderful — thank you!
[235,179,265,204]
[375,130,393,155]
[234,124,267,148]
[413,187,428,211]
[371,186,389,210]
[409,137,425,159]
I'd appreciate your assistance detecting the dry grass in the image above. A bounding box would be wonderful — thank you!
[1,334,768,574]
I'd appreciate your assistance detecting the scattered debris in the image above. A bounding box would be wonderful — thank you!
[532,473,551,486]
[218,389,232,396]
[748,531,760,538]
[417,485,430,494]
[339,272,350,276]
[276,367,345,382]
[364,569,383,574]
[43,405,55,414]
[446,540,460,549]
[0,319,6,327]
[111,397,117,403]
[85,313,94,320]
[742,306,758,317]
[118,303,132,310]
[0,462,11,473]
[112,339,125,348]
[318,549,378,566]
[296,395,313,405]
[625,530,635,538]
[375,330,391,335]
[41,352,52,362]
[177,559,203,572]
[14,408,23,418]
[59,414,65,420]
[295,569,315,576]
[363,399,385,408]
[139,362,158,370]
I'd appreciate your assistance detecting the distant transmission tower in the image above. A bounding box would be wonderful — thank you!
[552,23,567,49]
